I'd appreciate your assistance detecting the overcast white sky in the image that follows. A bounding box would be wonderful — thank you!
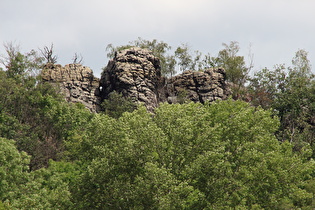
[1,0,315,77]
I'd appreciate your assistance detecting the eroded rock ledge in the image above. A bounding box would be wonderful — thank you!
[100,47,230,111]
[41,48,230,112]
[166,68,229,104]
[41,63,101,112]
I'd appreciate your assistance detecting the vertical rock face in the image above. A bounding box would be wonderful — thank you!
[166,68,230,104]
[41,63,101,112]
[99,47,230,110]
[41,48,230,112]
[99,47,162,111]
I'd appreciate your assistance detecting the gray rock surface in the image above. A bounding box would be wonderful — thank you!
[99,47,230,110]
[41,63,101,112]
[99,47,162,112]
[41,48,230,112]
[166,68,229,104]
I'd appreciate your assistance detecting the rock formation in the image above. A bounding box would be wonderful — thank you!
[99,47,163,111]
[41,63,101,112]
[100,47,230,110]
[41,48,230,113]
[166,68,229,104]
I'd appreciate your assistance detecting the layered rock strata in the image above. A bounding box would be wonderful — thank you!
[41,63,101,112]
[99,47,162,111]
[41,48,230,112]
[100,47,230,110]
[166,68,229,104]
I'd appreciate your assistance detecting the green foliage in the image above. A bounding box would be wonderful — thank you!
[101,91,137,118]
[0,138,30,202]
[176,88,189,104]
[154,101,281,178]
[0,43,44,80]
[174,43,204,72]
[214,41,252,99]
[0,55,93,169]
[71,106,205,209]
[6,161,76,210]
[175,43,193,71]
[249,49,315,155]
[0,202,5,210]
[0,137,81,209]
[68,100,315,209]
[1,41,315,209]
[248,65,287,109]
[217,41,250,83]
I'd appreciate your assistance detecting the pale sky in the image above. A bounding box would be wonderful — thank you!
[1,0,315,77]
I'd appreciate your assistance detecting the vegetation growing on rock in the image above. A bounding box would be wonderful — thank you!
[1,40,315,209]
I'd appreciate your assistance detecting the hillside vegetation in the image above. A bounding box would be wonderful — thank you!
[1,40,315,209]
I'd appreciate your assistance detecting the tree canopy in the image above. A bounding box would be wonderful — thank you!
[1,41,315,209]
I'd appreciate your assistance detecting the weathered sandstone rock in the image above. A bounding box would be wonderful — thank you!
[99,47,230,111]
[41,48,230,112]
[166,68,229,104]
[99,47,162,111]
[41,63,101,112]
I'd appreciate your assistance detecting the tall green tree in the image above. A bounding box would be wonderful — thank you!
[249,49,315,155]
[0,138,30,204]
[215,41,252,99]
[174,43,193,71]
[274,50,315,149]
[174,43,204,72]
[0,43,44,80]
[155,100,315,208]
[70,107,201,209]
[69,100,315,209]
[0,139,76,209]
[0,45,93,170]
[248,65,287,109]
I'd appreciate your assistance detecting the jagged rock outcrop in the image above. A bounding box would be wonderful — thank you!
[99,47,162,111]
[166,68,229,104]
[41,63,101,112]
[41,48,229,112]
[100,47,230,110]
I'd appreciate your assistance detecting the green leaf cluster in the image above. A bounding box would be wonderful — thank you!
[101,91,137,118]
[0,46,92,170]
[249,49,315,156]
[65,100,315,209]
[1,42,315,209]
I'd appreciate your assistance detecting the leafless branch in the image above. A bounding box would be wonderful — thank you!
[40,44,57,64]
[72,53,83,64]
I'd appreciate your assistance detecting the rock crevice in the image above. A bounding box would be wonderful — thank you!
[41,63,101,112]
[100,47,230,110]
[41,48,230,112]
[99,47,162,112]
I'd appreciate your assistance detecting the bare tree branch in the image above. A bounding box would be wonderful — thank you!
[72,53,83,64]
[40,44,57,64]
